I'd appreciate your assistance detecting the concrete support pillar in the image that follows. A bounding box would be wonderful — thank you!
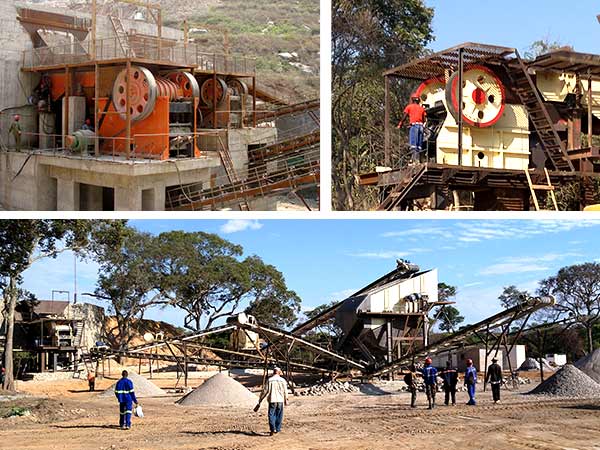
[115,186,142,211]
[153,186,166,211]
[57,178,80,211]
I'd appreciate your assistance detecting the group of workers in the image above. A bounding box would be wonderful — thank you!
[406,356,504,409]
[109,359,502,434]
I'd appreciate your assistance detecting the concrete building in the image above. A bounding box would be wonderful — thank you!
[431,347,504,373]
[0,1,315,211]
[0,300,105,373]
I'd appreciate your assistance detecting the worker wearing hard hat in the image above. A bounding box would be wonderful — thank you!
[465,359,477,405]
[115,370,139,430]
[421,357,438,409]
[485,357,503,404]
[255,367,289,436]
[9,115,22,151]
[397,96,427,162]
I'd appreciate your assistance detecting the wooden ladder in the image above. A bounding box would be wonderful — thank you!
[525,168,558,211]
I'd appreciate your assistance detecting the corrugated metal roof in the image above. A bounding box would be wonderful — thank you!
[384,42,516,81]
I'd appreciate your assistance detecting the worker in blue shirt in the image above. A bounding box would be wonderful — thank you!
[421,357,438,409]
[115,370,138,430]
[465,359,477,406]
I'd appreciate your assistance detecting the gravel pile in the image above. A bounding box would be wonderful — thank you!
[574,348,600,384]
[300,381,359,396]
[519,357,555,372]
[503,376,531,385]
[177,373,258,407]
[529,364,600,397]
[100,372,167,398]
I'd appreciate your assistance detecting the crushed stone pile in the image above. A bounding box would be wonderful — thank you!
[519,357,554,372]
[575,348,600,384]
[100,372,167,398]
[299,381,359,396]
[528,364,600,397]
[177,373,258,407]
[503,376,531,386]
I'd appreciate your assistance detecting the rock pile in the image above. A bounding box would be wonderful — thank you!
[574,348,600,384]
[529,364,600,397]
[100,372,167,398]
[299,381,359,396]
[177,373,258,407]
[519,357,555,372]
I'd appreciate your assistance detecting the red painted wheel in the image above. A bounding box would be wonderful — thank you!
[112,66,157,122]
[414,76,445,105]
[445,65,506,128]
[167,72,200,98]
[200,78,228,108]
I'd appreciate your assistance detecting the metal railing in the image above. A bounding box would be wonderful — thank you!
[22,36,256,74]
[16,130,226,163]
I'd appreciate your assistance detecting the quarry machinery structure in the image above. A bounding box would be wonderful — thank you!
[362,42,600,211]
[0,0,319,211]
[86,263,553,386]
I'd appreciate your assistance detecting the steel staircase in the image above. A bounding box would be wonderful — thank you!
[508,51,574,172]
[110,15,135,58]
[377,163,428,211]
[217,136,250,211]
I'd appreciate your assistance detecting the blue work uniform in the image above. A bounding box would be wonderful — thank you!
[421,364,438,408]
[465,366,477,405]
[115,377,138,428]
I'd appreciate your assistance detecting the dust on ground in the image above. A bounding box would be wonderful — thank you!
[2,374,600,450]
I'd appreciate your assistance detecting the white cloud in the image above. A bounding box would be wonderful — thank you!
[220,219,263,234]
[479,252,582,276]
[382,220,600,249]
[463,281,484,288]
[458,236,481,243]
[381,227,453,239]
[479,262,551,276]
[350,251,410,259]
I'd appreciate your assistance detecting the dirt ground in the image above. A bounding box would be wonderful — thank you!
[2,376,600,450]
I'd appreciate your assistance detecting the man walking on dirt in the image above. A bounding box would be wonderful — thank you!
[465,359,477,406]
[255,367,289,436]
[87,371,96,392]
[485,357,503,404]
[421,357,438,409]
[404,364,419,408]
[397,96,427,162]
[115,370,138,430]
[441,360,458,406]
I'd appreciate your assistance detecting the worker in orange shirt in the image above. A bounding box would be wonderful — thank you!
[398,96,427,162]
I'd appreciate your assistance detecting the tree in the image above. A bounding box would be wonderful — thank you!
[243,257,301,329]
[154,231,301,332]
[437,306,464,333]
[332,0,434,210]
[538,263,600,354]
[498,285,530,309]
[0,220,95,390]
[438,282,456,303]
[432,283,460,332]
[92,224,170,350]
[524,37,569,59]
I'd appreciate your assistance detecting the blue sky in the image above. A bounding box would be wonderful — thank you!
[18,219,600,330]
[425,0,600,54]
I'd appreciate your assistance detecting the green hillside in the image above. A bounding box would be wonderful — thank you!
[162,0,320,101]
